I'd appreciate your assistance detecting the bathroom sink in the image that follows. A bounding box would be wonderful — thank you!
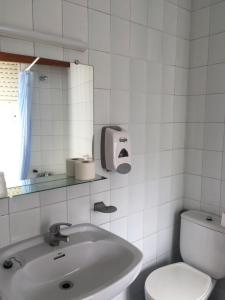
[0,224,143,300]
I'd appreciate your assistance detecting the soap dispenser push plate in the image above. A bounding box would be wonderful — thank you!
[101,126,131,174]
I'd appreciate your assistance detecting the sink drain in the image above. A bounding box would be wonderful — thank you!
[59,281,74,290]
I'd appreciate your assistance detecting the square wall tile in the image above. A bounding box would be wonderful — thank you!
[88,0,110,13]
[173,96,187,122]
[110,187,129,221]
[40,202,67,233]
[185,149,203,175]
[210,1,225,34]
[111,55,130,91]
[178,0,192,10]
[110,172,129,190]
[221,181,225,208]
[204,123,224,151]
[186,124,204,149]
[143,208,158,237]
[163,34,176,66]
[131,59,147,93]
[128,183,145,213]
[90,191,110,225]
[145,180,159,208]
[161,95,174,123]
[110,91,129,124]
[190,37,209,67]
[33,0,62,36]
[177,8,191,39]
[159,177,172,204]
[189,67,207,95]
[111,0,130,19]
[90,178,110,194]
[94,89,110,125]
[40,188,66,206]
[63,2,88,42]
[68,196,90,224]
[130,92,146,124]
[192,0,210,10]
[0,216,9,247]
[207,63,225,94]
[176,38,190,68]
[164,1,178,36]
[148,62,163,94]
[0,0,33,30]
[10,193,40,213]
[205,94,225,123]
[10,208,41,243]
[34,43,63,61]
[163,65,175,95]
[130,23,147,59]
[110,217,127,240]
[160,124,173,151]
[1,38,34,56]
[148,0,164,30]
[191,7,210,39]
[184,174,202,200]
[0,198,8,216]
[89,50,111,89]
[175,68,189,96]
[67,183,90,200]
[143,234,157,263]
[187,95,205,123]
[202,150,222,179]
[147,29,163,63]
[202,177,221,206]
[146,95,162,123]
[130,124,146,154]
[208,32,225,65]
[131,0,148,25]
[127,212,143,242]
[157,228,173,257]
[111,17,130,56]
[88,10,110,51]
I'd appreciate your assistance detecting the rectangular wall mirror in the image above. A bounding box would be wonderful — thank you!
[0,52,103,198]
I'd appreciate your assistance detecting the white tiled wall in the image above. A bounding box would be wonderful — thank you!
[185,1,225,299]
[0,0,191,299]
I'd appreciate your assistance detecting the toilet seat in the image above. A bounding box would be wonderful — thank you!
[145,262,213,300]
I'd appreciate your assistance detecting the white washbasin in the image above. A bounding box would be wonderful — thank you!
[0,224,143,300]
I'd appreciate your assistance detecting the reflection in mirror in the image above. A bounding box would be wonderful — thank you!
[0,53,94,191]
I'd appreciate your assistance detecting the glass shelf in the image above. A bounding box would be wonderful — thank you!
[3,174,106,198]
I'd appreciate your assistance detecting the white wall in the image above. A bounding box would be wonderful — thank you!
[0,0,191,299]
[185,1,225,299]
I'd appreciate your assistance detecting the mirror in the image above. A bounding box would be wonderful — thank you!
[0,52,96,196]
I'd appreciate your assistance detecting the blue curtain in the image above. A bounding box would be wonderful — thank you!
[18,72,33,180]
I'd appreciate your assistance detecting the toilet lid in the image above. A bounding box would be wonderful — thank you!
[145,262,212,300]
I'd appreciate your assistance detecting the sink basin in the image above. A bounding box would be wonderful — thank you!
[0,224,143,300]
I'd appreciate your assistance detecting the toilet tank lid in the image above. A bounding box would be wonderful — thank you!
[181,210,225,234]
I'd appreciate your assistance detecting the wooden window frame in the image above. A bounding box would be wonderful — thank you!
[0,52,70,68]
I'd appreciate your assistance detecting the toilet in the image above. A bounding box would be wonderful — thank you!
[145,210,225,300]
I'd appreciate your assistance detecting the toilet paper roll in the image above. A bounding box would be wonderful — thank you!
[0,172,7,198]
[221,212,225,227]
[66,158,84,177]
[74,160,95,181]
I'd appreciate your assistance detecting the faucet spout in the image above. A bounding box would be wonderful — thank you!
[48,223,72,247]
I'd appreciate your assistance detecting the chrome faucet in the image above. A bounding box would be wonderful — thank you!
[48,223,72,247]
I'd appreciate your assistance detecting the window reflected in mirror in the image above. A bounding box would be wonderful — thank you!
[0,53,93,189]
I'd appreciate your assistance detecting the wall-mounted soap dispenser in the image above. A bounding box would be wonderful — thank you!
[101,126,131,174]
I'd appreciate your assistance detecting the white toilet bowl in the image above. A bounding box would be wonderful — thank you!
[145,263,216,300]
